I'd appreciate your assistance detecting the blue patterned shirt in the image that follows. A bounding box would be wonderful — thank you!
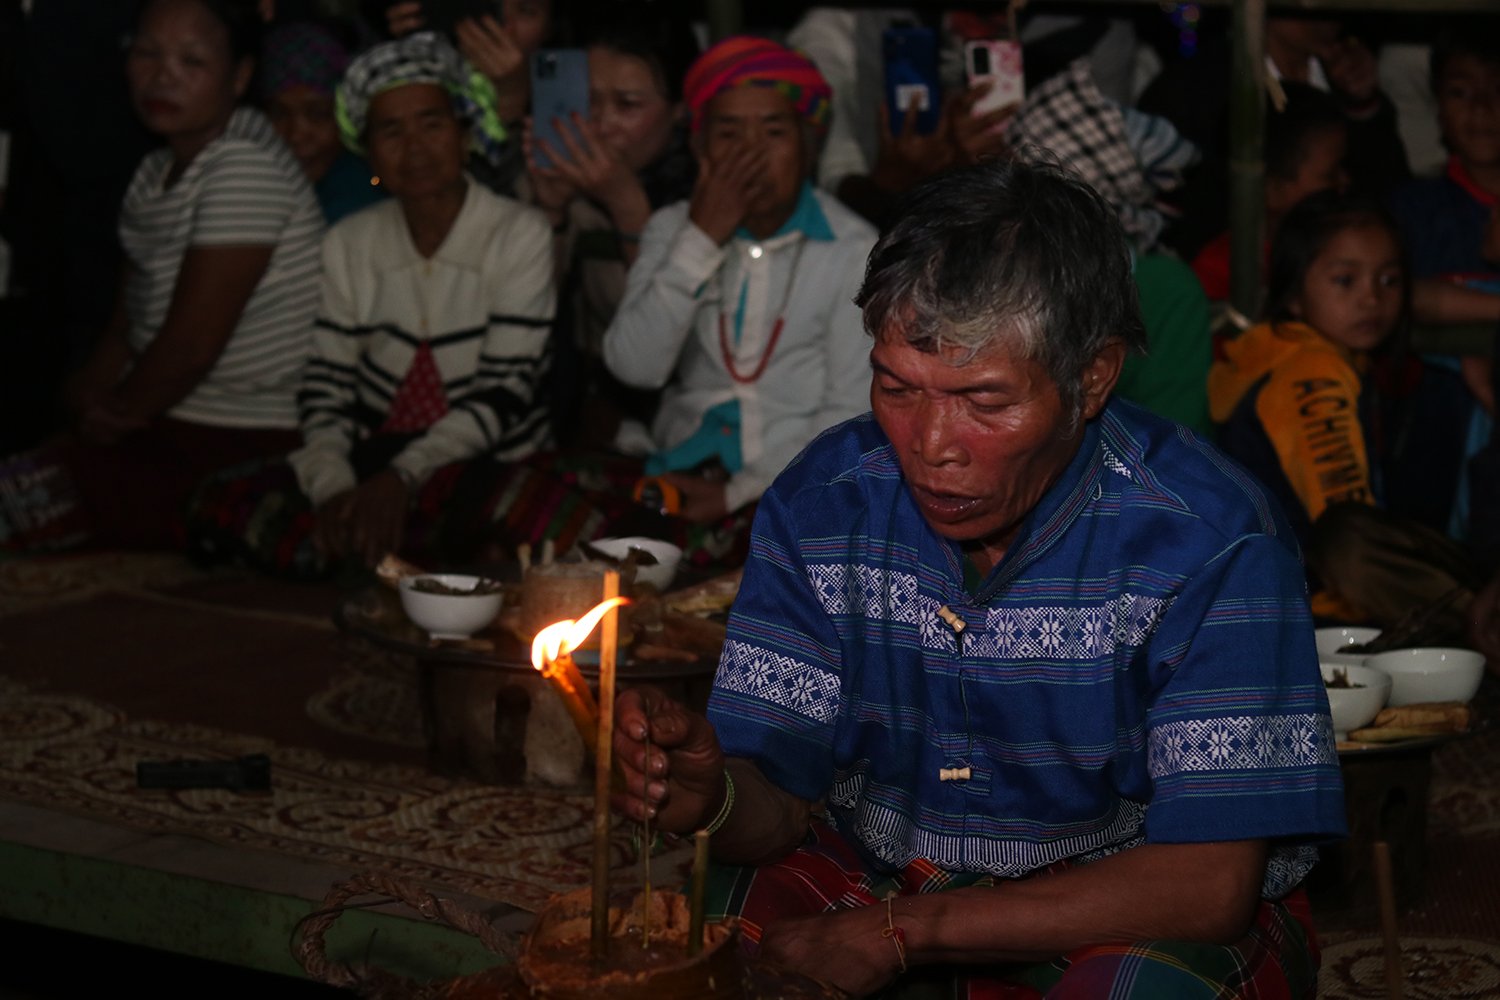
[707,400,1347,899]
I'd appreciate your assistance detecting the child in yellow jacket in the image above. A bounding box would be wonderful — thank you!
[1210,190,1480,631]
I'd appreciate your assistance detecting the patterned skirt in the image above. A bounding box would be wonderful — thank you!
[184,440,755,578]
[705,821,1320,1000]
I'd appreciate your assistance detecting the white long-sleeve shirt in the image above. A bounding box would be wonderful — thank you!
[602,186,877,511]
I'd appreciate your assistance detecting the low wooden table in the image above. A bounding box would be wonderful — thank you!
[335,584,718,787]
[1309,733,1462,920]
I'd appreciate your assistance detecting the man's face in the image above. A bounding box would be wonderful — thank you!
[870,331,1094,564]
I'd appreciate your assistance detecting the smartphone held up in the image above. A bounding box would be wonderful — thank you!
[965,38,1024,116]
[530,48,590,169]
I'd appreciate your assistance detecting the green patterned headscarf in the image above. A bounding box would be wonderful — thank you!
[336,32,507,165]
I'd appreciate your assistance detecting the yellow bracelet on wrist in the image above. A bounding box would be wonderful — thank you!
[702,768,735,835]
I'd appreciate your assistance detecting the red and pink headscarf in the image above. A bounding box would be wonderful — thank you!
[682,36,832,134]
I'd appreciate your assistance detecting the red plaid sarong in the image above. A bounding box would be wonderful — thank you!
[705,821,1320,999]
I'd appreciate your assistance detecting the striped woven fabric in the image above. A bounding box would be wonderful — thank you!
[682,35,832,133]
[708,820,1321,999]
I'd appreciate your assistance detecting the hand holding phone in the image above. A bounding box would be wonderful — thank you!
[530,49,590,170]
[965,39,1024,116]
[883,25,942,137]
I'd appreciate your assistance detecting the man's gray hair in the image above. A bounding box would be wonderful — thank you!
[855,158,1148,425]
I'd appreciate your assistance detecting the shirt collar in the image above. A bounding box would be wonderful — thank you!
[1447,155,1498,208]
[734,181,835,243]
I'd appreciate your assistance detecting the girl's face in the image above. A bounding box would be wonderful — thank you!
[1289,223,1403,353]
[126,0,250,147]
[1437,53,1500,170]
[267,85,341,182]
[588,47,680,172]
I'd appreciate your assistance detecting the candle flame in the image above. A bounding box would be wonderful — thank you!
[530,596,630,670]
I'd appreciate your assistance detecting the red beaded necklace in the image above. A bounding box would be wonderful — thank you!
[717,238,806,385]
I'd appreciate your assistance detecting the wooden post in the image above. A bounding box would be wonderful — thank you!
[1373,840,1404,1000]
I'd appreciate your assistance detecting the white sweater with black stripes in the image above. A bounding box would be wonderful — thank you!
[287,179,556,506]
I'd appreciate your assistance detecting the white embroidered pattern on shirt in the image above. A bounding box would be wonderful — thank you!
[717,639,841,723]
[1101,442,1132,479]
[803,563,1174,660]
[1147,714,1334,776]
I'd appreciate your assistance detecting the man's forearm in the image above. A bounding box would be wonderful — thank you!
[709,757,814,867]
[898,839,1269,964]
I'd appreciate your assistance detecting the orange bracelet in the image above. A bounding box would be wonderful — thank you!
[882,891,908,973]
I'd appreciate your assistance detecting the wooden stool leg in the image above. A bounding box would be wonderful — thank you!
[1374,839,1403,1000]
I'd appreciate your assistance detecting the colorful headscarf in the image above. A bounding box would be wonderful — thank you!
[259,22,349,99]
[335,32,507,165]
[682,36,832,134]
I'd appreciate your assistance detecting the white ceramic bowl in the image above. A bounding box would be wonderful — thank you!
[1315,626,1383,666]
[399,573,504,639]
[588,536,684,591]
[1320,662,1392,738]
[1362,647,1485,707]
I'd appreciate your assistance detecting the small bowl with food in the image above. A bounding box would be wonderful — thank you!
[1314,626,1384,666]
[1321,662,1392,739]
[586,536,684,592]
[399,573,504,640]
[1362,647,1485,707]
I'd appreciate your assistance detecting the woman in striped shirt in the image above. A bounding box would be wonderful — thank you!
[0,0,324,552]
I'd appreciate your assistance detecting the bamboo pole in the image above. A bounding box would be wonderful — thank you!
[590,571,622,959]
[1228,0,1267,319]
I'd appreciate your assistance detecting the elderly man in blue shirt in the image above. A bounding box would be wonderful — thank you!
[612,158,1346,999]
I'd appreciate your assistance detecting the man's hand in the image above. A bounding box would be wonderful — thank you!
[312,470,409,566]
[869,96,957,194]
[611,685,725,834]
[688,143,767,246]
[760,905,905,997]
[661,472,729,524]
[1318,36,1381,108]
[950,83,1016,165]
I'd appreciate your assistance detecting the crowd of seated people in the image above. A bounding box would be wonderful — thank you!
[1,0,1497,639]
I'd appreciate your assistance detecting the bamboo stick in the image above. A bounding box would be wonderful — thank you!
[590,570,622,959]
